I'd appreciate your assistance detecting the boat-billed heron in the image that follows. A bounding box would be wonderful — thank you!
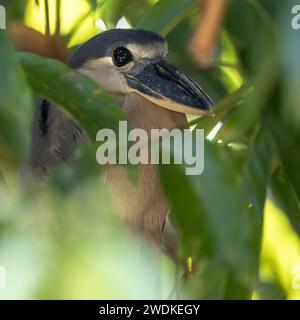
[25,29,213,256]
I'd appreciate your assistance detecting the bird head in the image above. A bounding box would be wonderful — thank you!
[68,29,214,115]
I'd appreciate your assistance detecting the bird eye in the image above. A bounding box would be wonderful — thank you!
[112,47,132,67]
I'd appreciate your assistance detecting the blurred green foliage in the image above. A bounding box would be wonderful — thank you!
[0,32,32,162]
[1,0,300,300]
[19,52,123,137]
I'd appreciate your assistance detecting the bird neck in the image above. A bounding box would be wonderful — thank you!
[122,93,187,132]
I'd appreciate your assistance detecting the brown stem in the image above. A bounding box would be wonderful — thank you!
[0,170,6,186]
[189,0,229,68]
[44,0,50,35]
[55,0,61,35]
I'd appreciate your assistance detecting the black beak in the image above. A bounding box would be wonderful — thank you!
[125,60,214,115]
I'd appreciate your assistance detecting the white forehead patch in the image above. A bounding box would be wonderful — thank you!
[83,56,113,66]
[127,42,168,60]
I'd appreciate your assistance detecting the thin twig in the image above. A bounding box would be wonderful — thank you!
[44,0,50,35]
[188,0,229,68]
[165,259,201,300]
[0,170,6,186]
[55,0,61,36]
[66,10,92,45]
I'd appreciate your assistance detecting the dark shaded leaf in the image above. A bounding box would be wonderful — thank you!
[269,116,300,205]
[0,0,27,20]
[216,51,279,143]
[269,113,300,240]
[165,17,229,103]
[18,52,124,138]
[0,169,5,185]
[277,0,300,135]
[85,0,98,10]
[160,128,271,299]
[0,31,32,162]
[256,279,286,300]
[270,166,300,238]
[196,85,250,134]
[224,0,277,75]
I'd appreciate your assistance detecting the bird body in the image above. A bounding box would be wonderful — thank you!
[102,94,186,243]
[24,29,213,254]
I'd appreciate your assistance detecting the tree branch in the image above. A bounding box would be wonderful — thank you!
[44,0,50,35]
[55,0,61,36]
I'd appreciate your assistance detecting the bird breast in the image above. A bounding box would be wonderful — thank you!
[104,93,187,243]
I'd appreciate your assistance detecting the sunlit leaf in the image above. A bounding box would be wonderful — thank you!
[98,0,151,28]
[138,0,196,36]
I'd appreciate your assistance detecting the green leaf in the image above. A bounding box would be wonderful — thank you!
[18,52,124,139]
[256,279,286,300]
[138,0,196,36]
[160,128,271,299]
[85,0,98,10]
[165,18,229,103]
[224,0,276,75]
[98,0,151,28]
[1,0,27,20]
[215,51,279,143]
[0,31,32,162]
[270,166,300,238]
[0,169,5,185]
[196,85,250,134]
[236,128,272,298]
[269,116,300,204]
[277,0,300,135]
[269,114,300,239]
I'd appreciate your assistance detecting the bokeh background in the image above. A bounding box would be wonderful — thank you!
[1,0,300,299]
